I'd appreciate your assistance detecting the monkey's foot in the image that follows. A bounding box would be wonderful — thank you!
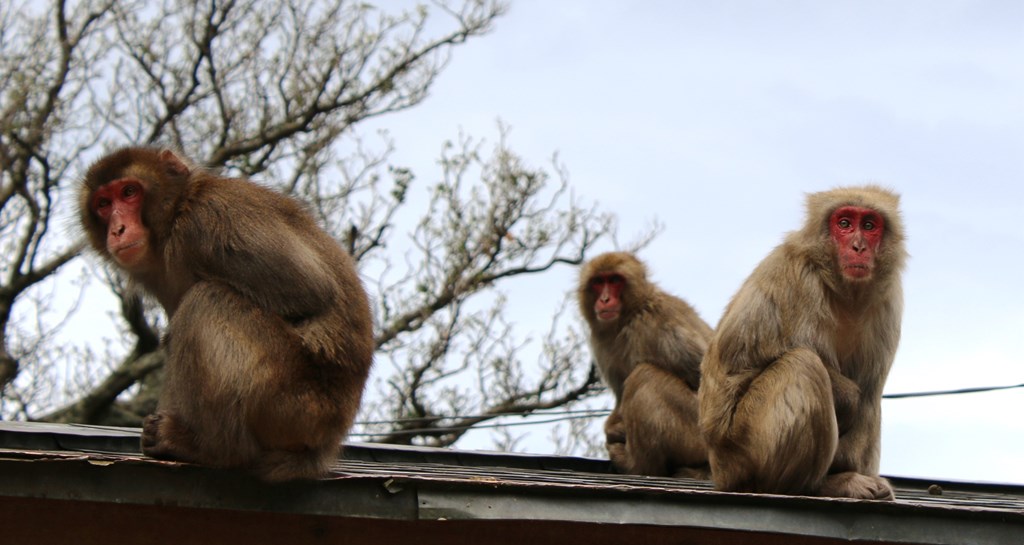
[606,441,630,473]
[141,412,197,462]
[605,429,626,445]
[821,472,894,500]
[671,464,711,481]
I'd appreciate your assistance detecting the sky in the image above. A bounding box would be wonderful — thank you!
[362,1,1024,484]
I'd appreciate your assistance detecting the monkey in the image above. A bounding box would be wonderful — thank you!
[79,147,374,481]
[699,185,906,500]
[578,252,713,478]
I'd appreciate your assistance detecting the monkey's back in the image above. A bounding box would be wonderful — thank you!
[167,174,374,375]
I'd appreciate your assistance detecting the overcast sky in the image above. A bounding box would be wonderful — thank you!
[364,1,1024,484]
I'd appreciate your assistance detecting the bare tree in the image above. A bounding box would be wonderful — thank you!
[0,0,642,449]
[0,0,110,411]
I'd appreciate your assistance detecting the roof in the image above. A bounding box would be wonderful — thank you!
[0,421,1021,544]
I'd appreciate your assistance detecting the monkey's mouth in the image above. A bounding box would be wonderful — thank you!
[112,240,144,254]
[596,310,620,321]
[842,264,872,279]
[111,240,147,265]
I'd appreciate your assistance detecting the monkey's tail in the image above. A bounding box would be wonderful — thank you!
[254,446,338,482]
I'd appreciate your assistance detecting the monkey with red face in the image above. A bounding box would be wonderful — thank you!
[700,185,906,499]
[80,147,374,481]
[579,252,712,478]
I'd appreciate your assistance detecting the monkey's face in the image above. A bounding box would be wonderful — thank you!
[589,273,625,323]
[89,177,154,271]
[829,206,884,282]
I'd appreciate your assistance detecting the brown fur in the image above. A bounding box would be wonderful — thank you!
[578,252,713,478]
[699,185,906,499]
[80,147,374,481]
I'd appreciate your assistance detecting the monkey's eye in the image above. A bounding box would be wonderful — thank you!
[863,220,876,230]
[95,197,111,211]
[607,275,624,285]
[121,184,140,198]
[837,218,852,229]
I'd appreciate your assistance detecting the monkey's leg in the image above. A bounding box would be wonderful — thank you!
[152,282,274,469]
[615,363,709,478]
[172,281,349,480]
[823,399,895,500]
[715,347,838,495]
[249,377,352,482]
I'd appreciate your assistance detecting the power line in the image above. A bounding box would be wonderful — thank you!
[350,382,1024,437]
[355,408,609,426]
[350,412,604,438]
[882,383,1024,399]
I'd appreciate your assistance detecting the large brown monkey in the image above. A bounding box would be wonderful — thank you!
[79,147,374,481]
[700,185,906,500]
[579,252,713,478]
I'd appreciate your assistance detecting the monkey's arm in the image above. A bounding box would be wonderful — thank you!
[660,323,705,391]
[652,297,712,391]
[826,367,860,434]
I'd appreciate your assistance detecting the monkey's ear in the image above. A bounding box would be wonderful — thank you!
[159,150,191,177]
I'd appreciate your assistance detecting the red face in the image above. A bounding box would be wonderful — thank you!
[589,273,624,322]
[829,205,884,281]
[91,178,151,270]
